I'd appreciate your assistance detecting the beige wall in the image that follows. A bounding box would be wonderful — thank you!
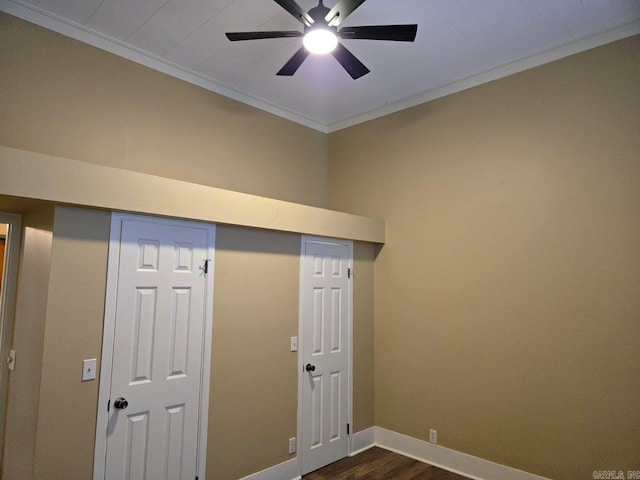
[208,230,376,479]
[0,12,327,208]
[328,35,640,480]
[2,206,110,480]
[0,12,376,479]
[3,207,54,478]
[8,6,635,480]
[0,146,384,244]
[352,242,376,432]
[2,209,375,479]
[33,207,111,479]
[208,226,300,480]
[207,231,375,480]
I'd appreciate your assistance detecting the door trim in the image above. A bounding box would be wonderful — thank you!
[93,213,216,480]
[0,213,22,465]
[296,235,353,476]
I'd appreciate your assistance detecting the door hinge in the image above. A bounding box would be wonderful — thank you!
[348,268,353,279]
[203,259,211,275]
[347,423,350,435]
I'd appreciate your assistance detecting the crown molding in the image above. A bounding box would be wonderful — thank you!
[2,1,638,133]
[327,19,640,132]
[0,0,330,133]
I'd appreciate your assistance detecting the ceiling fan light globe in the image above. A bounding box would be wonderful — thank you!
[303,29,338,55]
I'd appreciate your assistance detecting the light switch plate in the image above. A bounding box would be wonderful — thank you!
[290,336,298,352]
[82,358,97,381]
[7,350,15,371]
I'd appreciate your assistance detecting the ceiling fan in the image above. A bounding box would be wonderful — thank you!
[225,0,418,79]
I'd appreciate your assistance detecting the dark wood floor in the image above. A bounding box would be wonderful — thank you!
[303,447,471,480]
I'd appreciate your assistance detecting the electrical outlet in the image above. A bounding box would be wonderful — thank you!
[429,429,437,444]
[288,437,296,455]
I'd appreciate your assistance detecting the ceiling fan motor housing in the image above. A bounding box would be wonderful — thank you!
[305,2,336,34]
[225,0,417,79]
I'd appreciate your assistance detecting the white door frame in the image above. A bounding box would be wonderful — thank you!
[296,235,354,476]
[0,213,22,464]
[93,213,216,480]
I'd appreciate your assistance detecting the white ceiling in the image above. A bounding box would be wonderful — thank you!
[3,0,640,132]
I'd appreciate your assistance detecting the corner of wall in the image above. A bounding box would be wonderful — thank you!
[2,205,54,479]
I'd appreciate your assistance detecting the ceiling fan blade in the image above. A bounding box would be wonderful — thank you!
[338,24,418,42]
[276,47,311,76]
[325,0,367,26]
[331,42,370,79]
[273,0,314,26]
[226,31,303,41]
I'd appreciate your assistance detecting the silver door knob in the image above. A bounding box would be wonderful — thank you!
[114,397,128,410]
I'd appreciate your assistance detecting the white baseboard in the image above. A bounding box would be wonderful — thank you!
[238,458,300,480]
[236,427,378,480]
[351,427,376,456]
[374,427,550,480]
[238,426,550,480]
